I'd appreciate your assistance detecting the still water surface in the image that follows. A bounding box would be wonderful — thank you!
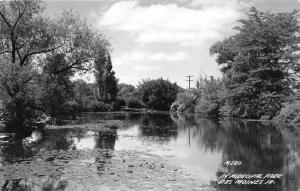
[0,112,299,190]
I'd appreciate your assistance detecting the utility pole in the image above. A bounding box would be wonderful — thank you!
[186,75,193,147]
[186,75,193,92]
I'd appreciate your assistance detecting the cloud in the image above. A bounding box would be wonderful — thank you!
[112,50,190,65]
[150,52,190,61]
[177,0,263,8]
[97,1,244,46]
[187,0,248,8]
[133,65,162,71]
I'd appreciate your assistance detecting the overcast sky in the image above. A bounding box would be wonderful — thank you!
[45,0,300,88]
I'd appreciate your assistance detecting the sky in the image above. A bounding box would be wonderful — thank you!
[45,0,300,88]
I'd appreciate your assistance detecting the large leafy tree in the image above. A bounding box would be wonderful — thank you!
[138,78,179,111]
[210,8,300,118]
[94,51,118,103]
[0,0,110,131]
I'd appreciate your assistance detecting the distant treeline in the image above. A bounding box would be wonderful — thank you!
[67,78,180,113]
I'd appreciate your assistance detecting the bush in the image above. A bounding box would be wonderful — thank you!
[195,99,219,116]
[115,98,126,110]
[127,97,145,108]
[82,97,112,112]
[195,76,224,116]
[172,76,224,116]
[67,100,80,112]
[273,101,300,123]
[172,91,199,113]
[3,96,41,132]
[219,103,233,117]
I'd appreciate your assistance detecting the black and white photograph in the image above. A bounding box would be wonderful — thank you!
[0,0,300,190]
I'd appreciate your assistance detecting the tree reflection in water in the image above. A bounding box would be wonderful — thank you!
[171,113,300,191]
[0,127,117,190]
[139,114,178,145]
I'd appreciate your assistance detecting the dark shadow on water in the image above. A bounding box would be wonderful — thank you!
[139,114,178,138]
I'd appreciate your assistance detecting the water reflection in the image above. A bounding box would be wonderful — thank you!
[215,121,285,191]
[0,112,299,190]
[0,128,116,164]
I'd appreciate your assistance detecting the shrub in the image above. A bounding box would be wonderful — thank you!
[82,97,112,112]
[172,91,199,113]
[195,76,224,116]
[195,99,219,116]
[115,98,126,110]
[172,76,224,116]
[127,97,145,108]
[273,101,300,123]
[67,100,80,112]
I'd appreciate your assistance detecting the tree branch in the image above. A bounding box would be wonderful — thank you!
[0,11,12,28]
[12,4,27,28]
[53,60,80,75]
[20,45,62,66]
[54,59,91,75]
[0,50,11,55]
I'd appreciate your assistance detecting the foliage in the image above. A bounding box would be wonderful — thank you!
[94,51,118,103]
[82,97,112,112]
[171,76,223,115]
[40,54,74,116]
[210,8,300,119]
[0,0,110,131]
[171,91,199,113]
[195,76,224,116]
[114,98,126,110]
[137,78,179,111]
[73,80,94,107]
[273,100,300,124]
[71,79,124,112]
[126,97,145,109]
[117,83,137,108]
[117,83,135,99]
[71,80,112,112]
[0,56,41,131]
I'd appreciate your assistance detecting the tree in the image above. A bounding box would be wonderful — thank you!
[73,80,94,107]
[117,83,135,99]
[195,76,224,116]
[40,53,74,116]
[0,0,110,131]
[0,55,41,131]
[94,51,118,103]
[210,8,300,119]
[137,78,179,111]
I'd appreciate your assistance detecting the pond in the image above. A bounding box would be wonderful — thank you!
[0,112,299,191]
